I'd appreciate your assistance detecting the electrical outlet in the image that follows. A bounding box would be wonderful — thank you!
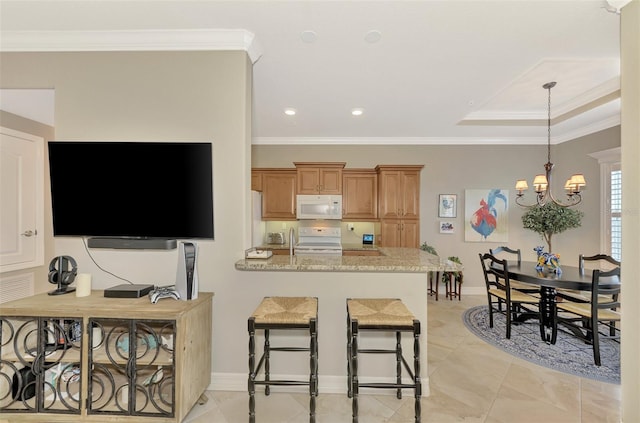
[347,223,354,231]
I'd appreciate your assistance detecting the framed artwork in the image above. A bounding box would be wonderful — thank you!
[440,221,455,234]
[438,194,457,218]
[464,189,509,242]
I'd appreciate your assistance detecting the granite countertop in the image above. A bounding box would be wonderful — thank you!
[259,243,378,251]
[341,243,380,251]
[235,247,462,273]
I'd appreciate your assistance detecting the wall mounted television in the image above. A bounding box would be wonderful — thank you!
[48,141,214,249]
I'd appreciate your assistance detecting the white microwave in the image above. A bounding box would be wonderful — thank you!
[296,195,342,220]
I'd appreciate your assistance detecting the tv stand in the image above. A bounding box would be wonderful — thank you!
[87,237,177,250]
[1,290,213,422]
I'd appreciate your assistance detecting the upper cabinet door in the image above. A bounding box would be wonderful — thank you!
[400,171,420,219]
[377,170,402,219]
[1,127,44,273]
[342,170,378,220]
[294,162,345,195]
[261,170,297,220]
[376,165,423,219]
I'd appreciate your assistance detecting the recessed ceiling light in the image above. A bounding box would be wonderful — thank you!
[364,30,382,43]
[300,30,318,43]
[284,108,297,116]
[351,108,364,116]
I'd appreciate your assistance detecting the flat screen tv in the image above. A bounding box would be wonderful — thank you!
[48,141,214,249]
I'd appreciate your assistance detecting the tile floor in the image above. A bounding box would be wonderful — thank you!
[183,294,621,423]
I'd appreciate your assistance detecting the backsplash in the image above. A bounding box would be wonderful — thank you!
[264,221,379,245]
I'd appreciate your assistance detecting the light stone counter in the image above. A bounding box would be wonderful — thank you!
[233,247,462,396]
[235,247,462,273]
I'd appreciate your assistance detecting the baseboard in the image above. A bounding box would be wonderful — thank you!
[209,372,430,396]
[461,287,485,296]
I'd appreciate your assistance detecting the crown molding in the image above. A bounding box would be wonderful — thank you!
[0,29,263,63]
[252,136,545,146]
[555,114,621,144]
[553,77,620,117]
[253,118,620,146]
[462,78,620,123]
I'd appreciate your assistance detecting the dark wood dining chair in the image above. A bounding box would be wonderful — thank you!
[489,246,539,294]
[479,253,539,339]
[555,266,621,366]
[556,254,621,303]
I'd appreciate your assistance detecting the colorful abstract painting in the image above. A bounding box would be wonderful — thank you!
[465,189,509,242]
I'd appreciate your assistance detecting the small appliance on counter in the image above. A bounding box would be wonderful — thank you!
[245,248,274,259]
[267,232,286,244]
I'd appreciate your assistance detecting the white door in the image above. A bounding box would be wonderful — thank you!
[0,127,44,272]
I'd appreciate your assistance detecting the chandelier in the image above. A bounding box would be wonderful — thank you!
[515,81,586,208]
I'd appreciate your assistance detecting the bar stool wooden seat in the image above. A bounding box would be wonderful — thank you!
[346,298,422,423]
[248,296,318,423]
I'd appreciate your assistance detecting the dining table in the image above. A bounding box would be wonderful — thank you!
[504,261,621,344]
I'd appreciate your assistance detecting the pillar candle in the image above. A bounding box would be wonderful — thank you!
[75,273,92,297]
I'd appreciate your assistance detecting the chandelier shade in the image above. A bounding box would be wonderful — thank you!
[515,82,585,208]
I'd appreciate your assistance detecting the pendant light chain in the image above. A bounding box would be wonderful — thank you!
[547,84,552,164]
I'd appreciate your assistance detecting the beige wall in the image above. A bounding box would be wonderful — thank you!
[253,127,619,292]
[621,1,640,421]
[0,51,255,377]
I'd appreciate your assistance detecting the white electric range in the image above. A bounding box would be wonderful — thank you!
[294,221,342,256]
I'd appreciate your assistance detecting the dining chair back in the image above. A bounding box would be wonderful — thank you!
[479,253,539,339]
[556,266,621,366]
[489,246,539,294]
[558,254,621,303]
[579,254,621,275]
[489,246,521,264]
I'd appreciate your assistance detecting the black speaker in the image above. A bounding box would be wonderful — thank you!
[48,255,77,295]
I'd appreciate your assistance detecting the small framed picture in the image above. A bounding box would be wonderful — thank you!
[438,194,457,218]
[440,221,455,234]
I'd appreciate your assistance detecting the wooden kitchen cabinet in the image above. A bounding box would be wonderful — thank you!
[259,169,297,220]
[380,219,420,248]
[342,169,378,220]
[0,291,213,423]
[376,165,423,247]
[251,170,263,191]
[376,165,423,219]
[294,162,345,195]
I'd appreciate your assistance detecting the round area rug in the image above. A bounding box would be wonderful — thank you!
[462,305,620,384]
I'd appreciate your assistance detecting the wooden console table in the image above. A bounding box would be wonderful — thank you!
[0,290,213,422]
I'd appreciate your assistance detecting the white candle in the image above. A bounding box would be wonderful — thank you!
[75,273,92,297]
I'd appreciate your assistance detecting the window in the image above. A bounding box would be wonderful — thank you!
[590,147,621,260]
[610,166,621,261]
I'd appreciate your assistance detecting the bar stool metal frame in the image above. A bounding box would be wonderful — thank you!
[346,298,422,423]
[248,297,318,423]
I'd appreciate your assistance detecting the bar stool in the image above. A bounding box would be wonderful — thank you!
[427,271,441,301]
[444,271,463,301]
[346,298,422,423]
[248,296,318,423]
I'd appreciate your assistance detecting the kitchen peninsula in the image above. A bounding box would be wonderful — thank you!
[235,248,460,395]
